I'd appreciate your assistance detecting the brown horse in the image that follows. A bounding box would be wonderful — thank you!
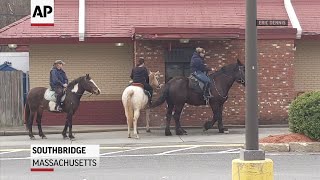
[151,59,245,136]
[25,74,101,140]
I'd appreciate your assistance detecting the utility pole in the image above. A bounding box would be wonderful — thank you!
[232,0,273,179]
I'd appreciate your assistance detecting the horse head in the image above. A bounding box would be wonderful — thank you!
[79,74,101,95]
[149,71,161,89]
[235,59,245,86]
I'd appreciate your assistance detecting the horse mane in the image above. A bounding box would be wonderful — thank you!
[67,76,85,89]
[209,63,238,79]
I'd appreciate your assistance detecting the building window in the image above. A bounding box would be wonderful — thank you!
[165,47,194,82]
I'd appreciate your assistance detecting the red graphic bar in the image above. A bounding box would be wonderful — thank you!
[31,23,54,26]
[30,168,54,172]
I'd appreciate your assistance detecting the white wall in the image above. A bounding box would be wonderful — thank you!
[0,52,29,73]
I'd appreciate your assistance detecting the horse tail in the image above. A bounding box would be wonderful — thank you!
[125,89,135,121]
[150,83,170,108]
[24,102,30,129]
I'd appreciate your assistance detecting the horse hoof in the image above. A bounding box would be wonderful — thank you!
[165,131,172,136]
[41,136,47,139]
[69,136,75,140]
[224,130,229,134]
[30,137,36,140]
[176,128,186,136]
[203,122,212,131]
[135,136,140,139]
[203,131,209,136]
[63,136,68,140]
[146,129,151,133]
[176,132,183,135]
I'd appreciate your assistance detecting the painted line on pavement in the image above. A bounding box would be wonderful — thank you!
[118,144,243,149]
[0,157,32,160]
[1,151,318,161]
[100,150,240,158]
[0,147,132,152]
[0,144,244,152]
[100,147,144,156]
[0,149,30,152]
[154,146,199,155]
[0,150,24,155]
[216,148,241,154]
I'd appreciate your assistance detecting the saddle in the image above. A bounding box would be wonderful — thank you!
[130,83,151,98]
[44,89,66,112]
[44,89,66,102]
[188,74,205,94]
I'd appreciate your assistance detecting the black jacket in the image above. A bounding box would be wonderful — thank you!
[50,67,68,88]
[190,52,210,72]
[130,66,149,84]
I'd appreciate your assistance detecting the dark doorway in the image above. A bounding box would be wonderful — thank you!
[165,47,194,82]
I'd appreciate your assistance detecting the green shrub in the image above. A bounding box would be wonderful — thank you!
[288,91,320,141]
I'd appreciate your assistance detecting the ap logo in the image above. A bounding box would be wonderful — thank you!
[31,0,54,26]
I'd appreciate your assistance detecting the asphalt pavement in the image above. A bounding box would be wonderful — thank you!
[0,128,319,180]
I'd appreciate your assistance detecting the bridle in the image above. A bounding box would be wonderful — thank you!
[151,73,161,89]
[67,81,95,97]
[155,76,161,89]
[237,66,245,84]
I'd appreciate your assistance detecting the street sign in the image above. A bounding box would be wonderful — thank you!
[256,20,288,26]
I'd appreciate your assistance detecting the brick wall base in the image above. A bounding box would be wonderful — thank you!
[37,101,126,126]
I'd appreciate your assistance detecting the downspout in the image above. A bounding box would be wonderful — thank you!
[133,39,137,66]
[79,0,85,41]
[284,0,302,39]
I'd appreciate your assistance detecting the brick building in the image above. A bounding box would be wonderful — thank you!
[0,0,319,127]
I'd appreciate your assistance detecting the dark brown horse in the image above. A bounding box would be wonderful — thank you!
[151,59,245,136]
[25,74,101,140]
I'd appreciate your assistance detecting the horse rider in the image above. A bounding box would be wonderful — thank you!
[190,47,213,102]
[50,59,68,112]
[130,57,153,107]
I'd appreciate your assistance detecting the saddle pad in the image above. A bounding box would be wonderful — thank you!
[188,75,204,94]
[44,89,66,102]
[131,83,144,88]
[44,89,56,101]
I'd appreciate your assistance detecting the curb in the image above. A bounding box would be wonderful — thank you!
[260,142,320,152]
[289,142,320,152]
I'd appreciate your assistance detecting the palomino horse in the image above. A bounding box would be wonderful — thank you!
[151,59,245,136]
[25,74,101,140]
[122,71,161,138]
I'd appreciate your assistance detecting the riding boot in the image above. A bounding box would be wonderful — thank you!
[55,96,63,112]
[206,84,214,98]
[203,83,213,99]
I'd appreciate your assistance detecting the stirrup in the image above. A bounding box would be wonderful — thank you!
[204,96,209,105]
[207,94,214,98]
[207,88,214,98]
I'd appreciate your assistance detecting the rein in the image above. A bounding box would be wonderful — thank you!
[66,85,94,97]
[210,65,244,99]
[211,78,228,99]
[72,91,93,97]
